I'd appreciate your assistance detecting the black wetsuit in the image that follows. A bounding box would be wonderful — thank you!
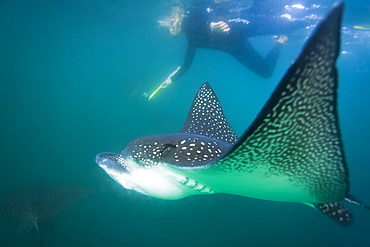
[169,1,309,82]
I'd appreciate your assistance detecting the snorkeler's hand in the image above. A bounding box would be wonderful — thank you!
[160,66,180,88]
[210,21,230,34]
[145,66,180,100]
[145,78,172,100]
[161,78,172,88]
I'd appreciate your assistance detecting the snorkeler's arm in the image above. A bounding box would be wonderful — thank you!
[148,42,196,100]
[164,42,196,85]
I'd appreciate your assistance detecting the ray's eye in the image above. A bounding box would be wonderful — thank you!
[159,143,177,156]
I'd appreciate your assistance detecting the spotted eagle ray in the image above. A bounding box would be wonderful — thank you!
[96,3,369,226]
[0,184,94,246]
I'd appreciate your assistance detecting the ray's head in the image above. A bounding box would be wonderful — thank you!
[96,133,230,200]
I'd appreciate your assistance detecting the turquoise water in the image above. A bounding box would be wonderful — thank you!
[0,0,369,246]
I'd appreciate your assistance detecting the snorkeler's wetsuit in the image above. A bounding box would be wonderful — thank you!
[169,1,309,82]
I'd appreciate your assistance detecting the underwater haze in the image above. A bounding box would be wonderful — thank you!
[0,0,370,246]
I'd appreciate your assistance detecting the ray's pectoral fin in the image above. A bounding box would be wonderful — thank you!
[212,2,348,203]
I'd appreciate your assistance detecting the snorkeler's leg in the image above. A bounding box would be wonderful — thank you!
[230,40,283,79]
[166,43,196,84]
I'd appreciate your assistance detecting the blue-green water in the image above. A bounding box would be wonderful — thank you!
[0,0,369,246]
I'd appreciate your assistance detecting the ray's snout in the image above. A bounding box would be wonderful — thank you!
[95,152,118,169]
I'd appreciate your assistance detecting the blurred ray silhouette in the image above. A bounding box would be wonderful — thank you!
[0,184,94,246]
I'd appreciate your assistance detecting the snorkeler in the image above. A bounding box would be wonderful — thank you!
[147,0,312,99]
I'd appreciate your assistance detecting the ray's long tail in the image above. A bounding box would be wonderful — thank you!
[345,196,370,210]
